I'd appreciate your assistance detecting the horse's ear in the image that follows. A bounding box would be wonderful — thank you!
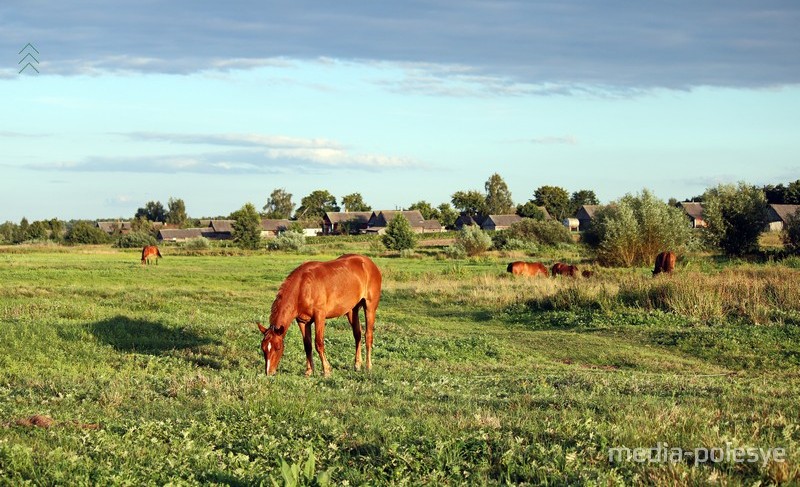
[257,322,268,334]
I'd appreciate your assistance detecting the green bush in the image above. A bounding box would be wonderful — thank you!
[454,225,492,256]
[65,221,110,245]
[182,237,210,250]
[114,231,157,248]
[702,182,768,256]
[382,214,417,251]
[491,231,539,253]
[507,219,573,246]
[230,203,262,250]
[585,189,691,267]
[443,244,467,259]
[267,231,305,251]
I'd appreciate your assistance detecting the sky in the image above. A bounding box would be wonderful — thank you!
[1,1,799,221]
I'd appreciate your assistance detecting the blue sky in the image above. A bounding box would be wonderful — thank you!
[1,1,799,221]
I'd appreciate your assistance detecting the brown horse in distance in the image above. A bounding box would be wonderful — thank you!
[258,254,382,377]
[551,262,578,277]
[141,245,162,265]
[506,261,549,277]
[581,270,594,278]
[653,251,677,276]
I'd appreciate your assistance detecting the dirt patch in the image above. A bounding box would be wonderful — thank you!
[6,415,100,430]
[418,238,455,247]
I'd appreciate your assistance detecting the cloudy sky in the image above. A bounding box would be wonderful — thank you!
[1,1,799,221]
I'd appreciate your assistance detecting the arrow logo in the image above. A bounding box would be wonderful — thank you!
[18,43,40,74]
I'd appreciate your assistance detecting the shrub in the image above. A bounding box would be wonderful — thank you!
[491,231,538,253]
[782,208,800,255]
[114,231,157,248]
[65,221,110,245]
[507,219,573,246]
[454,225,492,256]
[182,237,211,250]
[382,214,417,251]
[267,231,305,251]
[443,244,467,259]
[230,203,262,250]
[702,182,768,256]
[585,189,691,267]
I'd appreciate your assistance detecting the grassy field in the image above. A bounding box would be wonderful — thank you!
[0,245,799,485]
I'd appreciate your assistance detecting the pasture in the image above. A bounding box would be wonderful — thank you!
[0,245,799,485]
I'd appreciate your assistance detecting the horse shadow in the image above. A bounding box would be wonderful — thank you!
[86,316,224,368]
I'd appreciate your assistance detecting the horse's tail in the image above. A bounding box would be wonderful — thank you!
[156,247,162,258]
[141,247,147,261]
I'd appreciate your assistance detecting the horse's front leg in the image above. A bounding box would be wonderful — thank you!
[347,308,362,371]
[297,320,314,377]
[313,314,332,377]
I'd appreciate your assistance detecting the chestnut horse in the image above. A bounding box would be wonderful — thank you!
[551,262,578,277]
[506,261,548,277]
[653,251,676,276]
[258,254,382,377]
[141,245,162,265]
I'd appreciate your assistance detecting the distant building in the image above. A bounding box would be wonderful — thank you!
[322,212,373,235]
[481,214,522,231]
[365,210,441,234]
[260,219,291,239]
[454,213,486,230]
[157,228,206,242]
[96,221,131,235]
[766,204,800,232]
[680,202,707,228]
[575,205,599,231]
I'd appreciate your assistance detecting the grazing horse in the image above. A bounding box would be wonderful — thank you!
[653,251,677,276]
[551,262,578,277]
[581,270,594,278]
[506,261,549,277]
[141,245,162,265]
[258,254,382,377]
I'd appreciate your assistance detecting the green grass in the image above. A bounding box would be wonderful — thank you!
[0,247,798,485]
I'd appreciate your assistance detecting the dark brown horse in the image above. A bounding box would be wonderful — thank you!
[258,254,382,377]
[653,251,676,276]
[506,261,549,277]
[581,270,594,278]
[141,245,162,265]
[551,262,578,277]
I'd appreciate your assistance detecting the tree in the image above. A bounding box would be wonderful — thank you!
[25,221,49,241]
[131,216,155,235]
[0,222,16,244]
[533,186,571,222]
[166,197,188,226]
[702,182,768,256]
[785,180,800,205]
[263,188,295,219]
[570,190,599,213]
[135,201,166,222]
[341,193,371,212]
[47,219,65,241]
[65,221,110,245]
[484,173,514,215]
[437,203,458,229]
[295,190,339,220]
[763,184,787,204]
[515,201,547,220]
[451,190,487,217]
[382,214,417,251]
[15,217,30,243]
[585,189,691,267]
[407,201,439,220]
[230,203,263,250]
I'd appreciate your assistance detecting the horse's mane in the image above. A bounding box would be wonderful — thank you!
[269,264,314,328]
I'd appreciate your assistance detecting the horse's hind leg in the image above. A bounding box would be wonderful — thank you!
[365,303,376,371]
[313,314,332,377]
[348,306,363,371]
[298,320,314,377]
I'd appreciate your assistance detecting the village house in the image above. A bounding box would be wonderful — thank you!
[322,212,373,235]
[365,210,442,234]
[260,219,291,239]
[575,205,599,231]
[481,214,522,231]
[96,221,132,235]
[680,202,707,228]
[766,204,800,232]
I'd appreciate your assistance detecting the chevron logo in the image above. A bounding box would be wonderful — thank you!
[18,43,40,74]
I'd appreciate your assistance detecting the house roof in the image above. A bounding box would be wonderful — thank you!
[324,211,373,224]
[158,228,204,240]
[680,202,705,220]
[209,220,234,233]
[576,205,599,219]
[261,219,291,232]
[484,214,523,227]
[420,220,443,230]
[768,204,800,224]
[371,210,426,227]
[537,206,552,220]
[455,213,486,226]
[96,221,131,233]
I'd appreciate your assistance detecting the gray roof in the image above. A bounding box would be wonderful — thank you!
[158,228,204,240]
[680,202,705,220]
[209,220,234,233]
[261,219,291,232]
[324,211,373,224]
[370,210,426,227]
[576,205,599,219]
[483,214,523,227]
[768,204,800,223]
[96,221,131,233]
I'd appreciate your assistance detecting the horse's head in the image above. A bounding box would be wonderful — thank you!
[258,322,286,376]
